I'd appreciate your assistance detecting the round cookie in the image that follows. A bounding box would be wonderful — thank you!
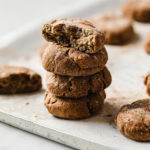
[41,42,108,76]
[116,99,150,141]
[42,18,105,54]
[90,14,134,45]
[122,0,150,23]
[46,67,111,98]
[144,72,150,96]
[0,66,42,94]
[44,91,106,119]
[144,34,150,54]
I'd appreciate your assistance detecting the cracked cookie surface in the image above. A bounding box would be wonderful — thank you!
[90,14,134,45]
[46,67,111,98]
[116,99,150,141]
[122,0,150,23]
[44,90,105,119]
[42,18,105,53]
[41,42,107,76]
[0,66,42,94]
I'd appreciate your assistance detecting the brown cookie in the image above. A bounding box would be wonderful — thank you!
[116,99,150,141]
[42,18,105,53]
[122,0,150,23]
[46,67,111,98]
[144,72,150,95]
[144,34,150,54]
[44,90,105,119]
[90,14,134,45]
[42,42,107,76]
[0,66,42,94]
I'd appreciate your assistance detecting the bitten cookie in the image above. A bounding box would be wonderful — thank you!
[144,34,150,54]
[42,42,107,76]
[0,66,42,94]
[44,90,105,119]
[116,99,150,141]
[122,0,150,23]
[144,72,150,96]
[90,14,134,45]
[46,67,111,98]
[42,18,105,53]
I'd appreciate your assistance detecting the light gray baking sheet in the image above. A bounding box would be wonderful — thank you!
[0,0,150,149]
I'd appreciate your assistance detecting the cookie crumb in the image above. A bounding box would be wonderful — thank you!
[25,102,30,105]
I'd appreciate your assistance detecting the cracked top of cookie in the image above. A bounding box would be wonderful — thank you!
[42,18,105,53]
[116,99,150,141]
[120,99,150,111]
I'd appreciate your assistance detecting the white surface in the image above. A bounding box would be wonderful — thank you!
[0,122,71,150]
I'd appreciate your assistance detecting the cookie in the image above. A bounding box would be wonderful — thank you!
[144,72,150,96]
[42,18,105,53]
[46,67,111,98]
[144,34,150,54]
[116,99,150,141]
[122,0,150,23]
[0,66,42,94]
[44,90,105,119]
[42,42,107,76]
[90,14,134,45]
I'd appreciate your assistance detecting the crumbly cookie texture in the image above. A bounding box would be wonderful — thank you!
[41,42,107,76]
[44,90,105,119]
[0,66,42,94]
[116,99,150,141]
[122,0,150,23]
[144,34,150,54]
[90,14,134,45]
[46,67,111,98]
[42,18,105,53]
[144,72,150,96]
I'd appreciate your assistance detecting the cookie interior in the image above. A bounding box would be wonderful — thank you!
[42,19,104,53]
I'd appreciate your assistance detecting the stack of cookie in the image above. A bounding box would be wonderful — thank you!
[41,18,111,119]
